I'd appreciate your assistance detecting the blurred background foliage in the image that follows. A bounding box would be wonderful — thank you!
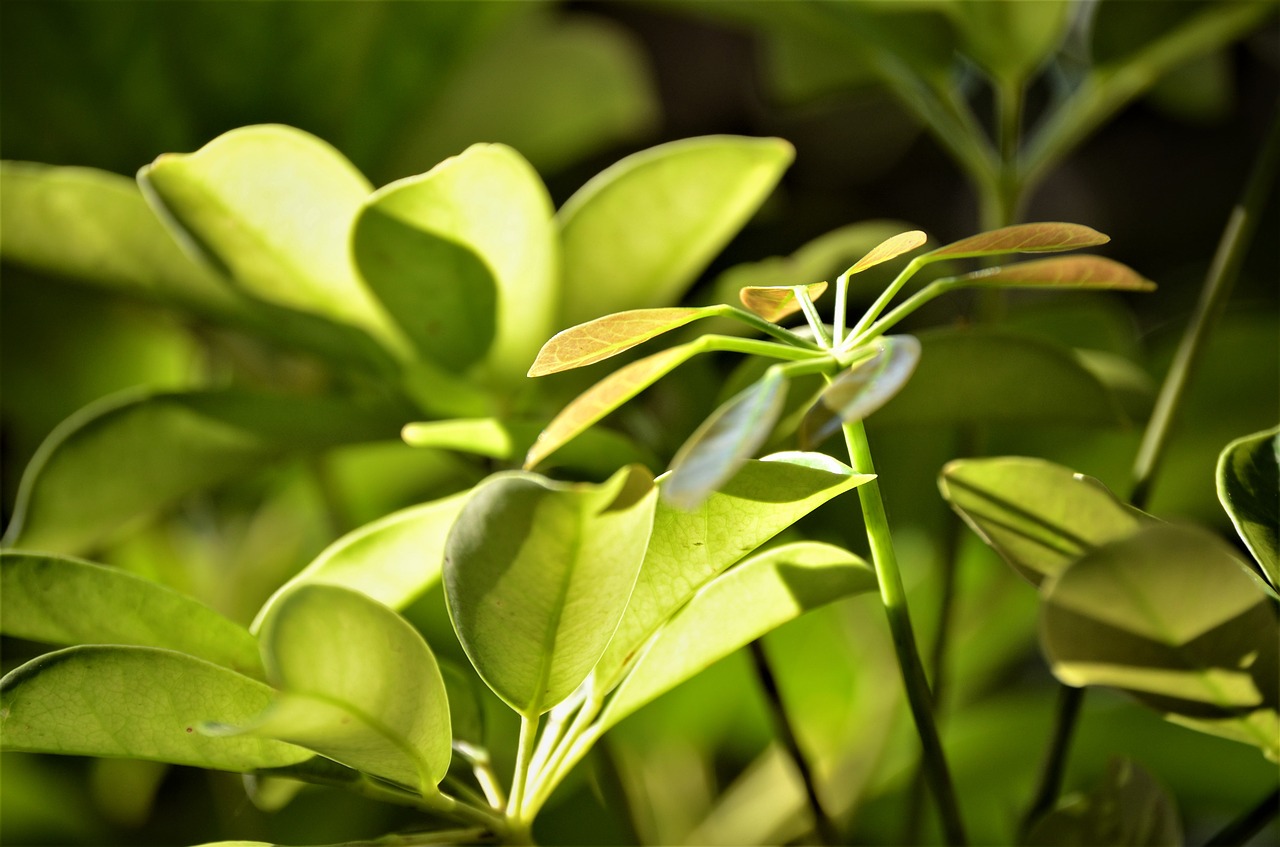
[1,1,1277,845]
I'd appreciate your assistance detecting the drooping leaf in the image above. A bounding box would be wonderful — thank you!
[2,389,404,556]
[738,282,829,323]
[800,335,920,447]
[664,369,789,510]
[353,143,559,382]
[0,646,310,771]
[845,230,928,275]
[1217,425,1280,587]
[401,418,652,474]
[1,552,262,679]
[528,307,719,376]
[940,456,1146,586]
[557,136,794,326]
[1024,757,1183,847]
[217,585,452,792]
[1040,524,1279,729]
[593,452,874,697]
[958,256,1156,291]
[926,222,1110,261]
[444,466,657,716]
[251,490,472,632]
[598,542,876,731]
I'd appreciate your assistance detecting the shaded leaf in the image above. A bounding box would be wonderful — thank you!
[959,256,1155,291]
[0,646,310,771]
[529,307,718,376]
[953,1,1072,84]
[599,542,875,731]
[940,456,1145,586]
[846,230,928,275]
[558,136,793,326]
[1024,757,1183,847]
[439,660,486,748]
[444,466,657,716]
[402,418,652,475]
[664,369,789,510]
[1,552,262,678]
[801,335,920,447]
[739,282,828,323]
[927,222,1110,260]
[1217,425,1280,587]
[1167,709,1280,763]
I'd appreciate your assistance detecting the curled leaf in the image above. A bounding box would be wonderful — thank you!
[801,335,920,447]
[528,307,716,376]
[960,255,1155,291]
[739,282,828,322]
[928,222,1110,259]
[1217,425,1280,588]
[846,230,927,274]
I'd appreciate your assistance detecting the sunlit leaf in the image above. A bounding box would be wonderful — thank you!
[0,646,310,771]
[1217,425,1279,587]
[959,256,1155,291]
[598,542,875,730]
[444,466,657,716]
[927,222,1110,260]
[593,452,873,696]
[217,585,451,792]
[739,282,828,323]
[1,552,262,679]
[846,230,928,275]
[940,456,1146,586]
[1024,757,1183,847]
[529,307,718,376]
[1041,524,1279,728]
[402,418,652,475]
[664,369,789,510]
[558,136,793,326]
[801,335,920,448]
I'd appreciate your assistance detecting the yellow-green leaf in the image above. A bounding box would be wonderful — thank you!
[528,307,717,376]
[928,222,1110,260]
[739,282,828,322]
[846,230,928,274]
[961,256,1155,291]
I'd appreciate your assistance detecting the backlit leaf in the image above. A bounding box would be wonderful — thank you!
[402,418,652,475]
[846,230,928,275]
[801,335,920,447]
[959,256,1155,291]
[1,552,262,679]
[1024,757,1182,847]
[739,282,828,323]
[927,222,1110,260]
[444,466,657,716]
[528,307,717,376]
[1217,425,1280,587]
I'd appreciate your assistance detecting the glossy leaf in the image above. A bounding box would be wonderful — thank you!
[354,143,559,381]
[444,466,657,716]
[1041,524,1279,726]
[927,222,1110,260]
[959,256,1156,291]
[2,389,403,556]
[593,452,873,696]
[252,490,472,632]
[1217,425,1279,587]
[1,552,262,679]
[664,369,789,510]
[529,307,718,376]
[220,585,451,791]
[557,135,794,326]
[739,282,828,323]
[1024,757,1182,847]
[845,230,927,275]
[940,456,1145,586]
[598,541,876,730]
[801,335,920,447]
[0,646,310,771]
[402,418,652,475]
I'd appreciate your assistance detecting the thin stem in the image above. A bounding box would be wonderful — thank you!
[453,741,506,810]
[847,256,928,340]
[711,303,827,350]
[841,419,967,846]
[793,285,832,349]
[524,695,604,817]
[699,334,831,363]
[1018,684,1086,838]
[1205,787,1280,847]
[850,279,959,346]
[507,715,540,823]
[833,271,852,348]
[747,639,840,845]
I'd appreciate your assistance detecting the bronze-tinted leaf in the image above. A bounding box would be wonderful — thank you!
[739,282,828,322]
[961,255,1155,290]
[528,307,715,376]
[847,230,928,274]
[929,222,1109,259]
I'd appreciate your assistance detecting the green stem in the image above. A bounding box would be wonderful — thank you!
[524,695,604,817]
[507,715,540,823]
[851,279,960,345]
[794,285,832,348]
[833,270,852,348]
[1018,684,1086,837]
[841,419,967,846]
[712,304,826,350]
[1205,787,1280,847]
[847,256,928,340]
[699,334,830,363]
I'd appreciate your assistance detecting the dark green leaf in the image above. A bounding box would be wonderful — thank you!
[952,0,1072,84]
[1217,425,1279,587]
[1024,757,1183,847]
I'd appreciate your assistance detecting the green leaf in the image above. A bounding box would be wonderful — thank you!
[958,256,1156,291]
[664,369,789,510]
[528,307,719,376]
[252,490,472,632]
[1166,709,1280,763]
[402,418,653,475]
[444,466,657,716]
[926,222,1110,261]
[138,125,406,355]
[939,456,1146,586]
[353,143,559,382]
[217,585,451,792]
[952,0,1072,84]
[1040,524,1279,727]
[1217,425,1280,587]
[0,646,310,771]
[593,452,873,697]
[1024,757,1183,847]
[1,552,262,679]
[845,230,928,275]
[598,541,875,731]
[739,283,828,323]
[557,135,794,327]
[800,335,920,447]
[2,389,403,556]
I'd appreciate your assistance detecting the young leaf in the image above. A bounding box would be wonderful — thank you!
[926,222,1110,260]
[593,453,873,696]
[1024,757,1183,847]
[845,230,928,275]
[1217,425,1279,587]
[444,465,657,717]
[598,541,876,731]
[940,457,1145,586]
[800,335,920,448]
[529,307,720,376]
[1040,524,1279,728]
[557,135,794,326]
[959,255,1156,291]
[664,368,789,510]
[221,585,452,792]
[1,552,263,679]
[739,282,828,323]
[0,646,310,771]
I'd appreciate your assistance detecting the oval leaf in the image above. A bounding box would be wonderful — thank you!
[927,222,1110,260]
[444,466,657,716]
[2,552,263,679]
[0,646,310,771]
[739,282,829,323]
[1024,757,1183,847]
[960,255,1155,291]
[529,307,718,376]
[846,230,928,275]
[557,136,794,326]
[801,334,920,447]
[1217,425,1280,588]
[598,541,876,731]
